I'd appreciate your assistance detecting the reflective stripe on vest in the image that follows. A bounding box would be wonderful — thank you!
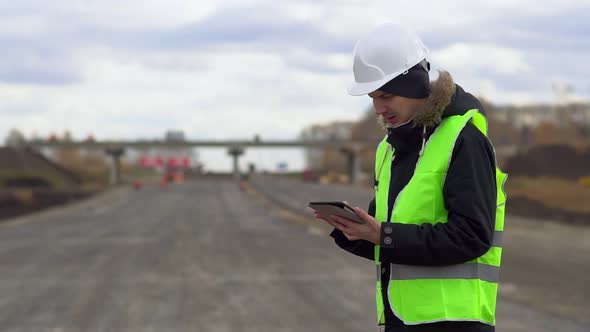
[373,109,508,326]
[390,262,500,283]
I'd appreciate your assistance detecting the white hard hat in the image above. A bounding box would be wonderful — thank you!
[348,23,429,96]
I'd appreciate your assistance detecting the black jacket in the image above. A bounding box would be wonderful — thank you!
[331,73,497,332]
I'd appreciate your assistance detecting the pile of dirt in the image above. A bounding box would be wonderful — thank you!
[0,189,94,221]
[0,147,90,221]
[507,196,590,226]
[0,147,81,188]
[504,145,590,224]
[505,144,590,180]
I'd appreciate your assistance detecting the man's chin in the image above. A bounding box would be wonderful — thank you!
[375,115,387,130]
[376,115,389,130]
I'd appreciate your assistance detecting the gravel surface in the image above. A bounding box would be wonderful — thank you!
[0,177,587,332]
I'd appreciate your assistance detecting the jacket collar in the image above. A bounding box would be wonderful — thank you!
[412,71,456,128]
[386,71,456,154]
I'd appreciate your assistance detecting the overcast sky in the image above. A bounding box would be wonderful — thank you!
[2,0,589,171]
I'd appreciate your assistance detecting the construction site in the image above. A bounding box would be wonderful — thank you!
[1,3,589,330]
[1,97,589,331]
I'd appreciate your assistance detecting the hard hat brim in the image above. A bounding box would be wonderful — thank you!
[347,57,428,96]
[348,81,387,96]
[347,76,392,96]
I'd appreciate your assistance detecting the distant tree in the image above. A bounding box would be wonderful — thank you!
[350,106,386,143]
[320,149,348,174]
[349,106,386,173]
[55,130,82,169]
[4,129,26,148]
[62,130,73,142]
[478,97,496,114]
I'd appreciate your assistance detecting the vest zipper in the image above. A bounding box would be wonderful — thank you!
[374,144,394,192]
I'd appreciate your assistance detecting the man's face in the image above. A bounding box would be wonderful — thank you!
[369,90,424,128]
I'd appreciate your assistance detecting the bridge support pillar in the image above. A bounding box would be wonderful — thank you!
[341,145,362,185]
[227,146,245,182]
[105,147,125,185]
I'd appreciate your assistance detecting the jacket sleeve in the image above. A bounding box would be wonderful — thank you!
[378,123,497,266]
[330,198,376,261]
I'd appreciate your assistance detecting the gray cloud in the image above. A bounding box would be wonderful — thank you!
[0,3,356,83]
[422,8,590,53]
[0,68,77,85]
[146,7,352,54]
[0,42,80,85]
[0,1,587,119]
[0,104,45,116]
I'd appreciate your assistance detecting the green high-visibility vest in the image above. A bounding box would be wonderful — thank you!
[373,109,508,325]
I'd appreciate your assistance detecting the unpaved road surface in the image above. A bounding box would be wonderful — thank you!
[0,178,587,331]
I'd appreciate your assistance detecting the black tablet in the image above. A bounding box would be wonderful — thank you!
[308,201,365,224]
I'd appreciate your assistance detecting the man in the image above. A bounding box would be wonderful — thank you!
[315,23,507,332]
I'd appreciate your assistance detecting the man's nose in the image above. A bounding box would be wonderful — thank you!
[374,100,387,114]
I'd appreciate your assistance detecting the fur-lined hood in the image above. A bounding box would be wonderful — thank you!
[411,71,483,128]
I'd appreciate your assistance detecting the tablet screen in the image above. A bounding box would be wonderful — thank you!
[308,201,365,224]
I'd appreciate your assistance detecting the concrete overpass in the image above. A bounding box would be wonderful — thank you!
[27,139,377,185]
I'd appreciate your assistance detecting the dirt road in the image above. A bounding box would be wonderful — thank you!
[0,178,587,331]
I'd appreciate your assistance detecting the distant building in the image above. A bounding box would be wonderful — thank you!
[138,130,198,172]
[489,102,590,149]
[165,130,186,142]
[300,121,355,171]
[495,102,590,129]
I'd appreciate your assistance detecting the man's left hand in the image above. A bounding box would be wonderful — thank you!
[328,207,382,244]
